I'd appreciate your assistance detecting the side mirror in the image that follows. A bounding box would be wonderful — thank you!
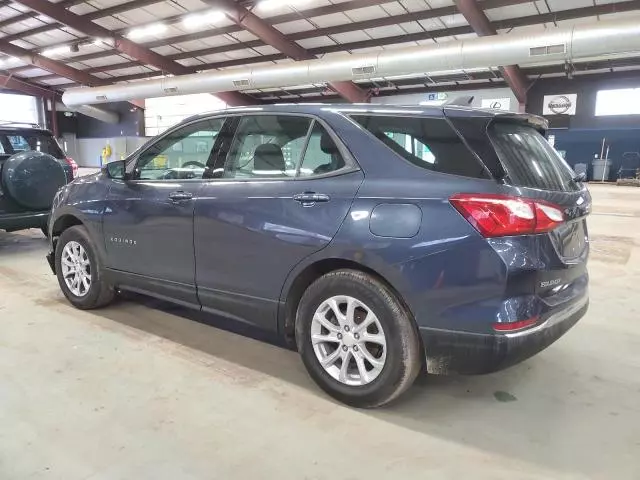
[103,160,127,180]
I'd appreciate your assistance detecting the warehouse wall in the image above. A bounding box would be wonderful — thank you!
[527,72,640,180]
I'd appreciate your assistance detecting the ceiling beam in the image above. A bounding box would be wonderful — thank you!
[455,0,528,104]
[0,38,103,86]
[0,71,59,98]
[11,0,258,106]
[9,0,530,72]
[203,0,368,102]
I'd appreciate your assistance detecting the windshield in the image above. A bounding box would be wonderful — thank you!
[489,123,579,192]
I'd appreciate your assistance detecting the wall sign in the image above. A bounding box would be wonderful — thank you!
[481,98,512,111]
[543,94,578,116]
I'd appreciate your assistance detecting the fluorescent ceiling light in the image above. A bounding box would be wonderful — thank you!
[258,0,312,11]
[42,45,71,57]
[182,10,225,29]
[128,23,167,40]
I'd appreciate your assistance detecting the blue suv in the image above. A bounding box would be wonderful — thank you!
[47,105,590,407]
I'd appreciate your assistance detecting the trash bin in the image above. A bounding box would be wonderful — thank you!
[592,159,611,182]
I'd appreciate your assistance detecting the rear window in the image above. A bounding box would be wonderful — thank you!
[448,116,578,192]
[350,115,488,179]
[0,132,64,159]
[489,123,578,192]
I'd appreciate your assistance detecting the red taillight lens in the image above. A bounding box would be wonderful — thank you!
[449,194,565,238]
[493,317,539,332]
[65,156,78,178]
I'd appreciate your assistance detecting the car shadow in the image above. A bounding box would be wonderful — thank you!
[89,294,624,478]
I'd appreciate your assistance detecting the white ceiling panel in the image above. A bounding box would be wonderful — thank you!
[92,16,129,30]
[308,12,350,28]
[221,48,260,60]
[274,19,314,34]
[41,77,76,86]
[151,45,181,56]
[296,36,335,48]
[330,30,371,43]
[226,30,259,43]
[84,0,133,8]
[68,3,98,15]
[486,3,540,21]
[378,2,412,16]
[342,5,390,22]
[107,66,157,76]
[116,9,159,25]
[437,13,467,27]
[546,0,593,11]
[397,21,428,34]
[77,55,129,68]
[14,68,50,78]
[418,17,447,31]
[173,36,234,51]
[198,52,235,63]
[252,45,281,55]
[398,0,431,13]
[176,57,204,67]
[365,24,407,38]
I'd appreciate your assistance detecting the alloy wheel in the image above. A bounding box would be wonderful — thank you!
[61,241,92,297]
[311,295,387,386]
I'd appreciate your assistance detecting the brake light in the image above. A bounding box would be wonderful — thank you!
[493,317,539,332]
[65,156,78,178]
[449,194,565,238]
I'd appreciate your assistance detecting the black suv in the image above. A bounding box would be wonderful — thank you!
[0,123,76,234]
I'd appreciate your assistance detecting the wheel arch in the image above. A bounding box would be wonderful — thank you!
[280,257,416,343]
[51,213,84,238]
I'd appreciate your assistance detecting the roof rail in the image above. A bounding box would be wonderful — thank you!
[0,120,43,128]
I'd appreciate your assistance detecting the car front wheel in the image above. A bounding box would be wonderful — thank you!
[55,225,114,309]
[296,269,421,408]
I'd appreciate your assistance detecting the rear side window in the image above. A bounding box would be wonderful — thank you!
[350,115,488,179]
[0,132,64,158]
[488,123,578,192]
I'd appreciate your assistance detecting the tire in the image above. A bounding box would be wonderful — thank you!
[55,225,115,310]
[1,151,67,210]
[41,226,49,238]
[295,269,421,408]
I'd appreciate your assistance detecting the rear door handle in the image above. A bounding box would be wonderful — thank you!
[293,193,330,206]
[168,191,193,202]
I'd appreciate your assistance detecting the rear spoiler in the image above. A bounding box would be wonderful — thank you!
[443,106,549,134]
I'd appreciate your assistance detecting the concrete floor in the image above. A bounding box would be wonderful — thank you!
[1,184,639,480]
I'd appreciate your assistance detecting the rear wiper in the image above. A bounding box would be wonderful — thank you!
[571,172,586,184]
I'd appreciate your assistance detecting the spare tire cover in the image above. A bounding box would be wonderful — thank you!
[1,151,67,210]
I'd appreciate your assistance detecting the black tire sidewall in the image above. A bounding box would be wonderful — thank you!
[55,225,109,309]
[296,270,419,408]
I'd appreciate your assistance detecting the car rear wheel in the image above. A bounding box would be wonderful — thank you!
[295,269,421,408]
[55,225,114,310]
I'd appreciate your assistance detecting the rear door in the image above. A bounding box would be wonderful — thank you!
[194,114,364,330]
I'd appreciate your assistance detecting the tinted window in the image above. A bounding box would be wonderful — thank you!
[223,115,312,178]
[489,123,578,192]
[298,122,345,176]
[351,115,487,179]
[0,132,64,158]
[136,118,225,180]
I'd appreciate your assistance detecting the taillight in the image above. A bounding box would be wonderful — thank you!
[493,317,539,332]
[65,156,78,178]
[449,193,565,238]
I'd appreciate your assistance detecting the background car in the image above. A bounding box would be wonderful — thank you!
[0,122,77,235]
[46,105,590,408]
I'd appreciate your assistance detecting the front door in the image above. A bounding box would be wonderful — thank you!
[194,114,364,330]
[103,116,227,306]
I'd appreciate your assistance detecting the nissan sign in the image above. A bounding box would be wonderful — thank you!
[543,94,577,116]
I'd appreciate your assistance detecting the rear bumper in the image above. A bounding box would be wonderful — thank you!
[421,296,589,375]
[0,211,49,232]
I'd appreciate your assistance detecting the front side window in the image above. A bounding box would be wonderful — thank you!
[223,115,313,179]
[136,118,225,180]
[351,115,487,179]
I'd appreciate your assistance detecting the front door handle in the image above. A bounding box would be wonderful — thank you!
[168,191,193,202]
[293,192,330,206]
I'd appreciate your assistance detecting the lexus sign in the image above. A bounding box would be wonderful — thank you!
[543,94,577,116]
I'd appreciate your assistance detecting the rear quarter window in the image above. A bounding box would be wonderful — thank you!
[350,115,488,179]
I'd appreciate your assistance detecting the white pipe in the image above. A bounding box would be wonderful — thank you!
[62,18,640,107]
[56,102,120,123]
